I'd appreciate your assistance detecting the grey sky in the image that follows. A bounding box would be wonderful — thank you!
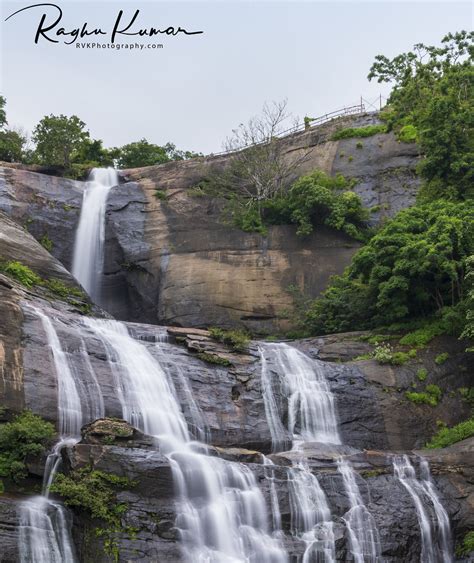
[1,1,472,154]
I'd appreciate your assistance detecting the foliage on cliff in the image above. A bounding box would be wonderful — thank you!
[0,411,54,484]
[369,30,473,200]
[304,201,473,335]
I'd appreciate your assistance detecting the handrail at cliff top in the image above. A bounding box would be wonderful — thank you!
[209,103,366,157]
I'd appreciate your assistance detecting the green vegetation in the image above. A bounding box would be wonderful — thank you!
[417,368,428,381]
[51,466,136,561]
[208,327,250,352]
[154,189,168,201]
[196,352,232,366]
[369,31,473,200]
[461,255,474,350]
[303,201,473,335]
[372,343,416,365]
[39,234,53,252]
[457,531,474,556]
[398,320,448,347]
[426,417,474,448]
[397,124,418,143]
[331,124,387,140]
[43,278,85,300]
[406,384,442,406]
[0,411,54,484]
[1,260,41,287]
[435,352,450,365]
[356,142,363,149]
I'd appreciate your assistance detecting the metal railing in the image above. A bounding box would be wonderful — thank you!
[210,102,366,156]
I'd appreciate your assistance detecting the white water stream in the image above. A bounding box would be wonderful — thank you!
[71,168,118,303]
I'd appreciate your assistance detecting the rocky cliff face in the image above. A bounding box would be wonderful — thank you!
[0,113,420,332]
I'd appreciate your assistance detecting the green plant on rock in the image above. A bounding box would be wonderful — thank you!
[208,327,250,352]
[457,531,474,556]
[332,124,387,140]
[43,278,85,300]
[154,189,168,201]
[39,234,53,252]
[435,352,450,365]
[426,417,474,448]
[0,411,55,484]
[0,261,41,288]
[50,466,137,561]
[398,125,418,143]
[196,352,232,367]
[406,384,442,406]
[417,368,428,381]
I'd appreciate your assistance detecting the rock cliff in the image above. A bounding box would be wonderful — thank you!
[0,113,420,332]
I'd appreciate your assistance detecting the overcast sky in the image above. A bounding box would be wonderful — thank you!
[1,1,472,154]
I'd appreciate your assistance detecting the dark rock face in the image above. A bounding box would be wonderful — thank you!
[0,113,421,331]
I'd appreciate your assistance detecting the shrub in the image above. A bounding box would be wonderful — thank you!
[398,124,418,143]
[417,368,428,381]
[43,278,85,299]
[457,531,474,556]
[435,352,449,365]
[406,384,442,406]
[39,234,53,252]
[209,327,250,352]
[51,466,136,560]
[0,411,55,483]
[426,417,474,448]
[332,124,387,140]
[196,352,232,366]
[356,142,363,149]
[1,261,41,288]
[154,189,168,201]
[373,343,393,364]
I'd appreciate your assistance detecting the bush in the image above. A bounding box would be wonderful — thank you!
[51,466,136,560]
[208,327,250,351]
[154,189,168,201]
[1,261,41,288]
[417,368,428,381]
[426,417,474,448]
[406,384,442,406]
[398,125,418,143]
[196,352,232,366]
[457,531,474,556]
[435,352,450,365]
[332,124,387,140]
[0,411,55,483]
[39,234,53,252]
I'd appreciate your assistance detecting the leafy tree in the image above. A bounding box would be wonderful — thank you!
[305,201,474,334]
[115,138,171,168]
[263,170,368,239]
[72,138,115,167]
[368,31,474,200]
[0,129,26,162]
[461,255,474,348]
[32,114,90,168]
[0,96,6,129]
[0,411,54,483]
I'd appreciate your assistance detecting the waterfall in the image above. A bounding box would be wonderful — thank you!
[18,307,94,563]
[259,343,340,447]
[71,167,118,303]
[84,318,287,562]
[393,455,453,563]
[337,458,381,563]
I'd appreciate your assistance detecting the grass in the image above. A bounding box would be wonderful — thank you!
[39,234,53,252]
[332,124,387,141]
[154,189,168,201]
[417,368,428,381]
[457,531,474,556]
[435,352,449,365]
[426,417,474,448]
[0,261,41,287]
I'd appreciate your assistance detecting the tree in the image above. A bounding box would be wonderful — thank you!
[220,100,309,205]
[0,129,26,162]
[115,139,170,169]
[368,31,474,200]
[0,96,6,129]
[72,138,115,167]
[32,114,90,168]
[305,201,474,334]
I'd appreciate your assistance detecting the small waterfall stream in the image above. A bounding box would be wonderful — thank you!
[71,167,118,303]
[337,458,381,563]
[393,455,453,563]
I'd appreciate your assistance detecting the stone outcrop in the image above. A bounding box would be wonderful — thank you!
[0,113,420,332]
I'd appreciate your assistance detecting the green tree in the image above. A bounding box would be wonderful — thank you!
[0,96,6,129]
[115,138,170,168]
[32,114,90,169]
[0,129,26,162]
[461,255,474,348]
[368,31,474,200]
[305,201,474,334]
[72,138,115,167]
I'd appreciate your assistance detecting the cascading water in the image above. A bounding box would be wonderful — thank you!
[71,167,118,303]
[259,343,340,447]
[84,318,287,562]
[337,458,381,563]
[393,455,453,563]
[18,307,97,563]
